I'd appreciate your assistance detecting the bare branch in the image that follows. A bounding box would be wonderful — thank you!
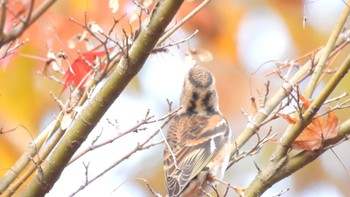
[0,0,58,45]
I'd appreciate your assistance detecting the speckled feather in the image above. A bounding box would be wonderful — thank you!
[164,66,232,197]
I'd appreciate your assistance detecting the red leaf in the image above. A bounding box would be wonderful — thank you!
[62,46,108,92]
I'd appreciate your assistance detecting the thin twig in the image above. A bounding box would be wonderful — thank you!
[69,130,163,196]
[156,0,211,46]
[68,108,179,164]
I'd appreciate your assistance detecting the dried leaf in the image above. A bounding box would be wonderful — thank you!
[60,113,73,130]
[197,48,213,62]
[279,96,339,151]
[88,22,103,34]
[109,0,119,13]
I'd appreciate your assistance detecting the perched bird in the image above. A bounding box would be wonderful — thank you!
[164,65,232,197]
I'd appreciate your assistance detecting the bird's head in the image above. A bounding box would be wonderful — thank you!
[179,65,220,115]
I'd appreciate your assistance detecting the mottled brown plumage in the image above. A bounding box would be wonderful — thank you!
[164,65,232,197]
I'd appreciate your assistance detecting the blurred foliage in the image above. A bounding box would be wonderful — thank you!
[0,0,349,196]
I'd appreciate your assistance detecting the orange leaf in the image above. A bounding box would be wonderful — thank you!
[292,110,338,150]
[299,94,311,110]
[279,96,339,151]
[278,113,296,124]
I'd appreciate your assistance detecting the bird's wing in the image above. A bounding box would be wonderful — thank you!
[164,114,230,196]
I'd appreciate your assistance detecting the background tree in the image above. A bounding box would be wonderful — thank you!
[0,0,349,196]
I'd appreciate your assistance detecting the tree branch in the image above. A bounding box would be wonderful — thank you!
[303,1,350,98]
[244,53,350,196]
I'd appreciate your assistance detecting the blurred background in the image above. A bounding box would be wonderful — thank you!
[0,0,349,196]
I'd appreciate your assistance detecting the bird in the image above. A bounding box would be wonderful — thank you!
[163,65,232,197]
